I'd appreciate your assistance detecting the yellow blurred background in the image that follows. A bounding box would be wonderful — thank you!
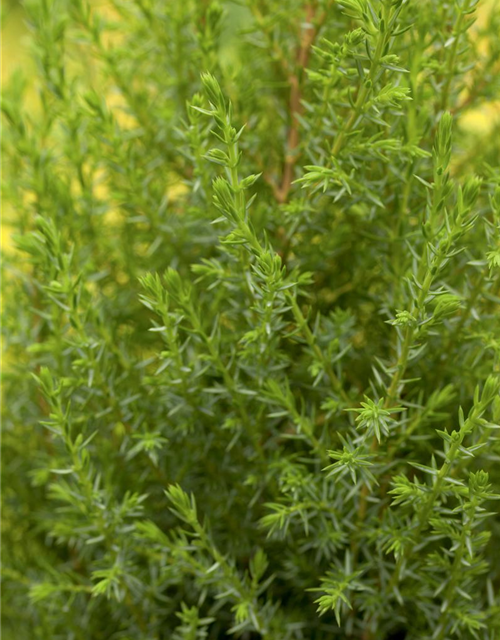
[1,0,499,206]
[3,0,500,149]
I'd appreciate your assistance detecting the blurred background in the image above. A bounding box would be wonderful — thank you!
[3,0,500,119]
[2,0,500,256]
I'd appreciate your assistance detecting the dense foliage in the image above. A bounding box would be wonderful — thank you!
[3,0,500,638]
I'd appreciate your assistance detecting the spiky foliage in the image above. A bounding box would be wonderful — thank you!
[3,0,500,638]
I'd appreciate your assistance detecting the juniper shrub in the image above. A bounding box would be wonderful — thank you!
[3,0,500,638]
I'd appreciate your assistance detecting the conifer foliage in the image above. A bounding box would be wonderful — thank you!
[3,0,500,638]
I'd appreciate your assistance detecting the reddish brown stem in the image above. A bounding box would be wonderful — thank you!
[276,4,325,204]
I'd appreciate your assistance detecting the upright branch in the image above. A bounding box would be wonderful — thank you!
[276,3,327,203]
